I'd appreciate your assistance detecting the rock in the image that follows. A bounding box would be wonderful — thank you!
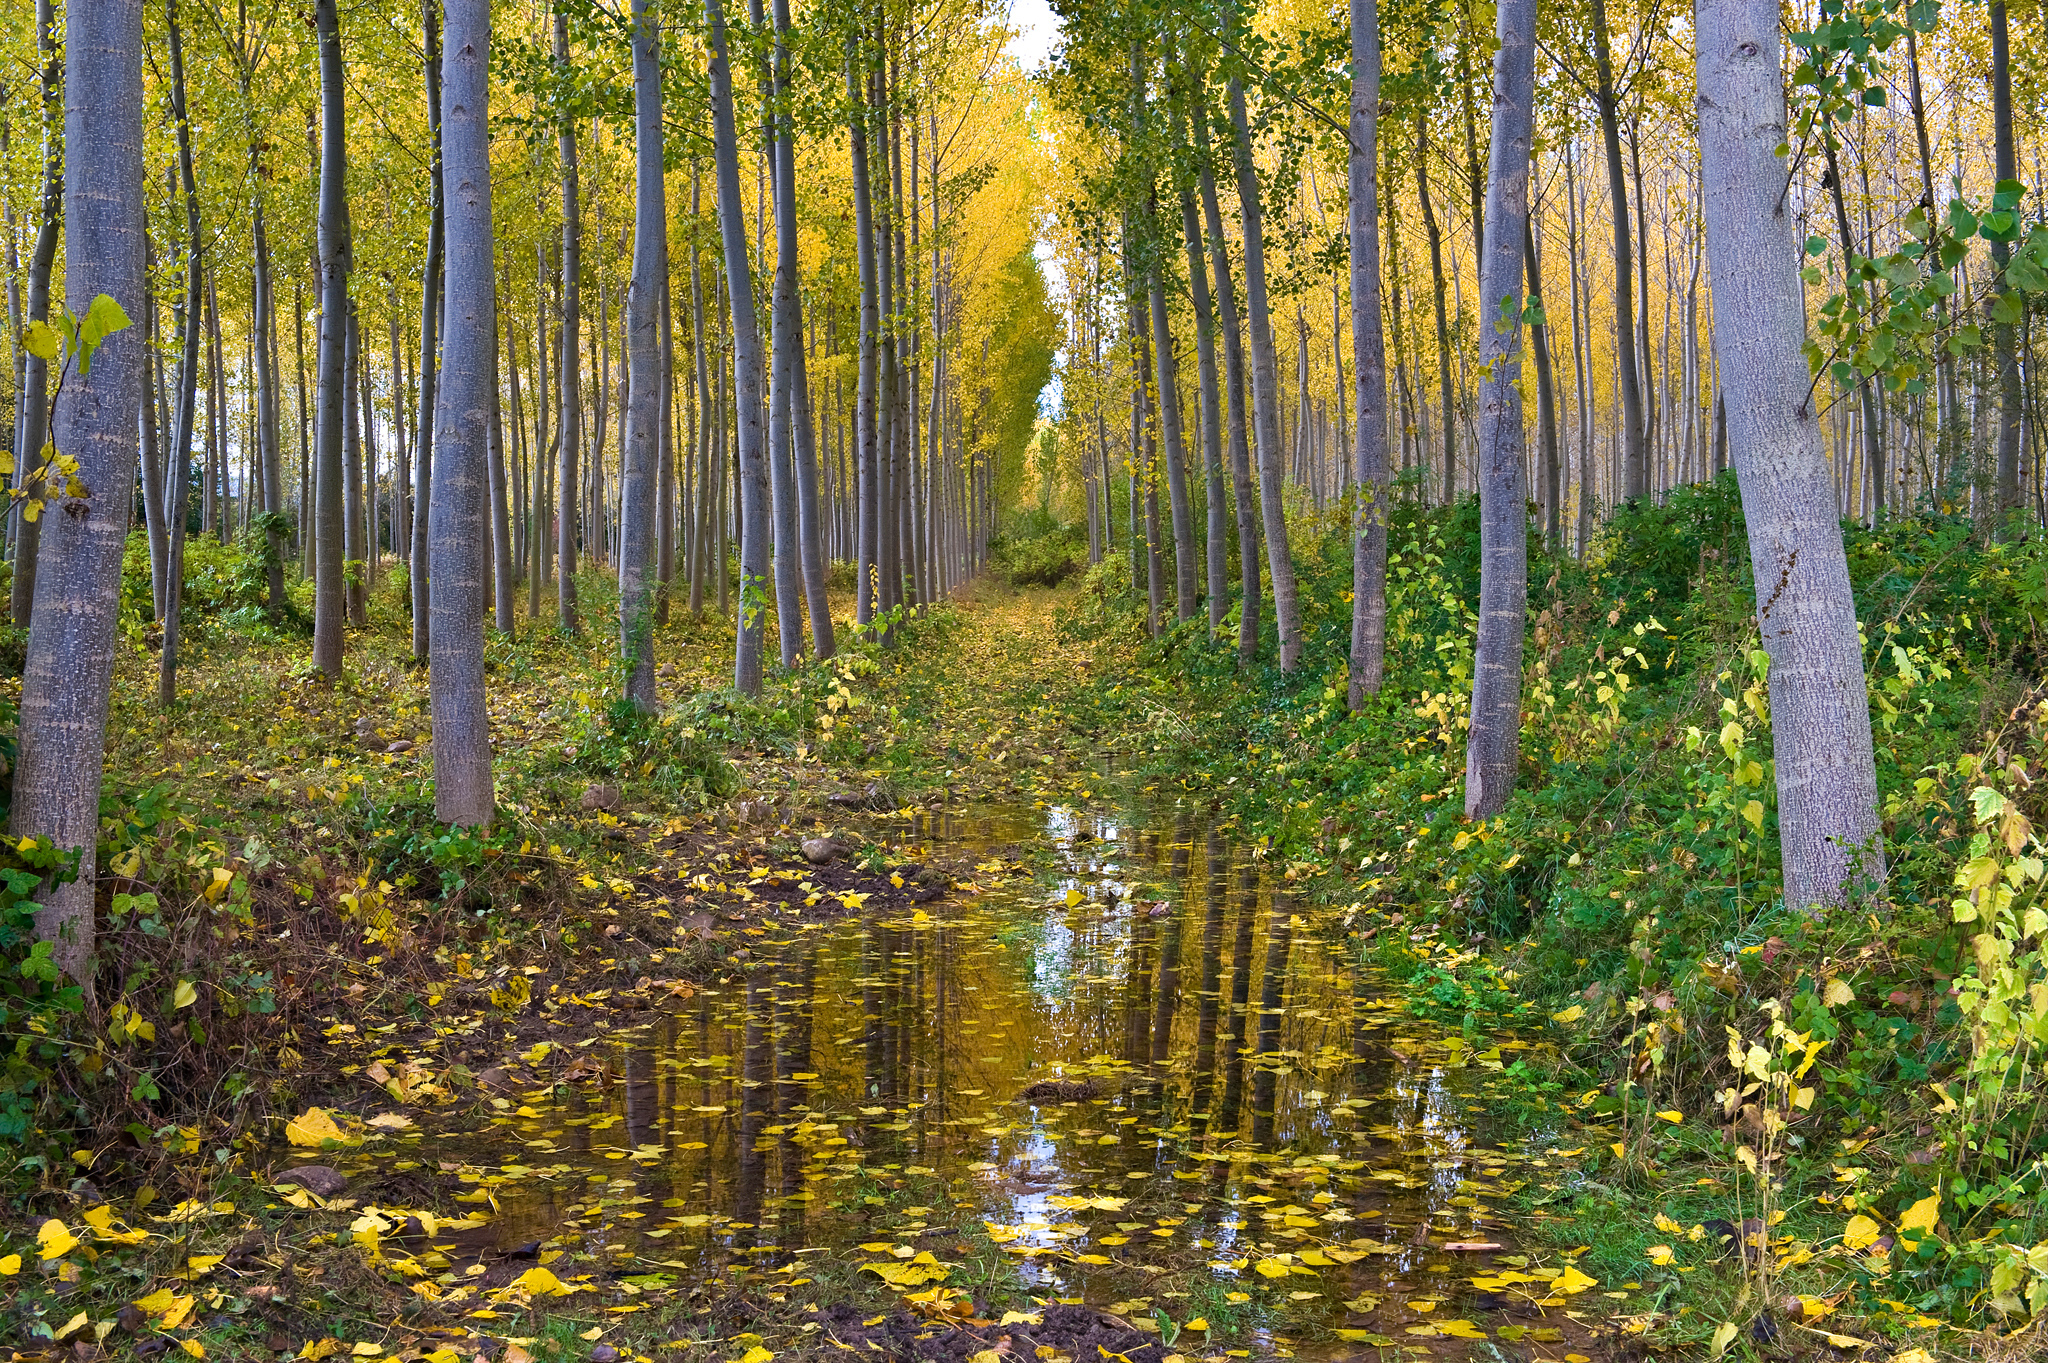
[1146,901,1171,917]
[476,1065,530,1093]
[1021,1077,1100,1102]
[386,740,414,754]
[580,784,621,812]
[590,1348,622,1363]
[274,1165,348,1197]
[802,837,846,865]
[734,798,777,825]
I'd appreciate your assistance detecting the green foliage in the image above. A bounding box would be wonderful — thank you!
[0,830,82,1142]
[989,510,1088,587]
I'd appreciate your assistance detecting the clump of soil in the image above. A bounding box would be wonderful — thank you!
[809,1302,1165,1362]
[1019,1077,1101,1101]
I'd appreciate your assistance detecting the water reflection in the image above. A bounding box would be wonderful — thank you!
[341,801,1546,1347]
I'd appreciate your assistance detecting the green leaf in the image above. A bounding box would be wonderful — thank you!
[1991,292,2024,327]
[1994,177,2027,212]
[1806,234,1829,257]
[1862,86,1886,107]
[80,295,130,349]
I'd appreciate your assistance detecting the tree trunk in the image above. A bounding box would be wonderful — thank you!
[1462,0,1534,820]
[12,0,146,991]
[311,0,350,680]
[1694,0,1882,908]
[1349,0,1390,705]
[1226,76,1301,670]
[554,9,582,633]
[1196,101,1259,662]
[10,0,61,631]
[428,0,494,827]
[1174,99,1228,642]
[617,0,665,708]
[343,305,366,622]
[849,47,880,633]
[410,0,444,659]
[1526,218,1561,547]
[708,0,769,692]
[162,0,203,703]
[1590,0,1649,501]
[488,293,515,634]
[1990,1,2022,522]
[1414,113,1455,502]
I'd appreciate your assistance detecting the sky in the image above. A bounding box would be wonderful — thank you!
[1005,0,1061,75]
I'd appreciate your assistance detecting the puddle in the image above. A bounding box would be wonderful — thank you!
[303,802,1603,1356]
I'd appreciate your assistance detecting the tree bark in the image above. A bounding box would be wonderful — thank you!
[412,0,444,659]
[428,0,494,827]
[617,0,664,708]
[1414,113,1455,501]
[1990,1,2022,521]
[1590,0,1649,500]
[554,9,582,633]
[1349,0,1390,705]
[311,0,350,680]
[1226,76,1301,670]
[10,0,60,631]
[708,0,769,692]
[1694,0,1882,908]
[11,0,146,991]
[1195,101,1260,662]
[1462,0,1535,820]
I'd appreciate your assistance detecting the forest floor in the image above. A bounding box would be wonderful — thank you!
[1,565,1976,1363]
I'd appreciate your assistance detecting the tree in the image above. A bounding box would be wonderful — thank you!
[10,0,146,989]
[1347,0,1389,706]
[554,7,583,636]
[9,0,60,633]
[1462,0,1535,819]
[1693,0,1881,908]
[1588,0,1649,501]
[412,0,446,661]
[616,0,665,710]
[707,0,769,693]
[311,0,351,681]
[427,0,496,827]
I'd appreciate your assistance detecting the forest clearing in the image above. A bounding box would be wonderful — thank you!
[5,0,2048,1358]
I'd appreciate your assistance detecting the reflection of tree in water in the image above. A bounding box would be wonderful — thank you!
[1213,861,1258,1135]
[1146,824,1188,1068]
[1188,829,1228,1118]
[1249,892,1294,1148]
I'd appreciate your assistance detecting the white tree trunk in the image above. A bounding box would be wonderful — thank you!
[1694,0,1882,908]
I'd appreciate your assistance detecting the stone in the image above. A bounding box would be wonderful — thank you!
[801,837,845,865]
[274,1165,348,1197]
[386,740,414,754]
[580,784,621,812]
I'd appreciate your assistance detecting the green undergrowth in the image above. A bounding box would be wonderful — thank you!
[1062,480,2048,1344]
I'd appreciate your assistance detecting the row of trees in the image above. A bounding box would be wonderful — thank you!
[1035,0,2048,911]
[0,0,1055,988]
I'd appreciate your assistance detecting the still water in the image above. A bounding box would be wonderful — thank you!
[325,801,1590,1355]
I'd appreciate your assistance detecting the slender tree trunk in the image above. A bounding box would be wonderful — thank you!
[164,1,203,703]
[656,267,675,626]
[555,9,583,633]
[1175,98,1227,641]
[1415,113,1455,501]
[1526,218,1561,547]
[1149,242,1197,622]
[343,305,366,622]
[1349,0,1390,705]
[311,0,350,680]
[1990,2,2022,521]
[410,0,444,658]
[617,0,665,708]
[426,0,494,826]
[849,47,880,633]
[1227,76,1301,670]
[1590,0,1649,500]
[689,166,711,618]
[10,0,61,631]
[1462,0,1535,820]
[12,0,146,990]
[1195,104,1260,662]
[488,293,514,634]
[1694,0,1882,908]
[708,0,769,692]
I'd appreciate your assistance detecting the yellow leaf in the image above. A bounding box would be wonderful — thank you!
[1823,977,1855,1007]
[23,320,61,362]
[351,1345,383,1357]
[203,868,234,902]
[54,1312,89,1342]
[1709,1321,1738,1359]
[736,1348,774,1363]
[1550,1005,1584,1024]
[1645,1245,1674,1265]
[159,1295,196,1329]
[173,980,197,1009]
[1843,1215,1883,1250]
[1064,888,1083,908]
[0,1254,18,1275]
[182,1342,206,1359]
[37,1219,79,1259]
[1183,1319,1208,1332]
[1252,1258,1292,1279]
[510,1267,569,1296]
[1654,1109,1683,1124]
[187,1255,224,1275]
[1552,1264,1598,1294]
[858,1253,952,1287]
[286,1107,348,1147]
[300,1341,343,1362]
[133,1289,177,1314]
[1897,1193,1940,1240]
